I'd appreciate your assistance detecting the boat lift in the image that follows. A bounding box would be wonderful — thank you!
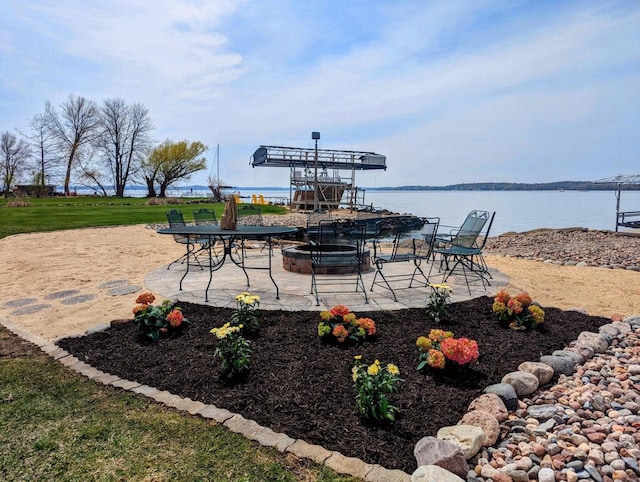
[251,145,386,211]
[597,174,640,231]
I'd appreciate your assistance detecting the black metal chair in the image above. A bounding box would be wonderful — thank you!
[370,217,439,301]
[165,209,205,269]
[193,208,218,226]
[433,211,495,294]
[310,220,368,306]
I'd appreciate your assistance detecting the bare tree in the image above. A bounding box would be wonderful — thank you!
[27,113,59,196]
[1,131,31,197]
[142,140,207,197]
[94,98,154,196]
[45,94,99,195]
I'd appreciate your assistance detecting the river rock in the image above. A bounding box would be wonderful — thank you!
[518,361,554,385]
[539,355,575,376]
[458,411,500,446]
[577,331,610,353]
[413,436,468,478]
[527,404,558,421]
[551,349,584,365]
[436,425,486,459]
[538,467,556,482]
[484,383,518,411]
[502,371,539,397]
[468,393,509,422]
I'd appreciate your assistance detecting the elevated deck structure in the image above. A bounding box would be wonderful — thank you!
[597,174,640,231]
[251,145,386,211]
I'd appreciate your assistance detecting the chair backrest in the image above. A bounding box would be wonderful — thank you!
[355,218,382,238]
[452,210,489,248]
[474,211,495,251]
[193,208,218,226]
[312,220,366,265]
[414,217,440,258]
[166,209,188,244]
[236,205,263,226]
[166,209,186,227]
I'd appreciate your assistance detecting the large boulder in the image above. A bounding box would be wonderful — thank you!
[518,361,554,385]
[484,383,518,411]
[458,410,500,446]
[576,331,609,353]
[468,393,509,422]
[540,355,575,376]
[436,425,486,459]
[501,371,539,397]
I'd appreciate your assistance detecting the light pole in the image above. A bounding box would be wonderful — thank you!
[312,131,320,212]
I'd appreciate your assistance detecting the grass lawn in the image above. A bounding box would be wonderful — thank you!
[0,196,288,239]
[0,327,357,481]
[0,196,355,481]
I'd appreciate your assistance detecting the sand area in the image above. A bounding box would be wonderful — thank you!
[1,221,639,341]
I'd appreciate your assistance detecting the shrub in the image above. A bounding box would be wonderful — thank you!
[416,329,479,371]
[352,356,402,423]
[492,290,545,330]
[425,283,452,324]
[133,292,188,341]
[210,322,252,381]
[317,305,376,345]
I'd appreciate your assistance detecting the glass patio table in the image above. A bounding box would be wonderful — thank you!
[158,225,298,301]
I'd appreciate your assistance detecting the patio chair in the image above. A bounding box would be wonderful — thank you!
[306,211,332,241]
[433,211,495,294]
[370,217,439,301]
[193,208,218,226]
[165,209,205,270]
[234,204,272,256]
[310,220,368,306]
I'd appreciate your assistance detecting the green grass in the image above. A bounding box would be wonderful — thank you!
[0,329,357,481]
[0,196,288,239]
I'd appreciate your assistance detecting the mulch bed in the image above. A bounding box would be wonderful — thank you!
[58,297,610,473]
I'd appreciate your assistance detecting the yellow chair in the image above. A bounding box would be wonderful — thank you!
[252,194,258,204]
[259,194,266,205]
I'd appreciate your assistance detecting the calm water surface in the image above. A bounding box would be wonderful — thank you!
[237,189,640,235]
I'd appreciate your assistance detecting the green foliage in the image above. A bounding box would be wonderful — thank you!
[144,140,208,197]
[132,293,187,341]
[352,356,402,423]
[317,305,376,345]
[210,323,252,380]
[425,283,452,324]
[230,292,261,337]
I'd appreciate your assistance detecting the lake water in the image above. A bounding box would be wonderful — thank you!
[235,189,640,235]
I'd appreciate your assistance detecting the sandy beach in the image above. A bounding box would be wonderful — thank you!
[1,222,639,341]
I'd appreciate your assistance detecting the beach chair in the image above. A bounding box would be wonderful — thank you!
[370,217,439,301]
[310,220,368,306]
[433,211,495,294]
[165,209,205,270]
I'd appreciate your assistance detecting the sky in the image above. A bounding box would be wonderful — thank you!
[1,0,639,189]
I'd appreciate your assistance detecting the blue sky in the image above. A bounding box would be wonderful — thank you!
[1,0,639,188]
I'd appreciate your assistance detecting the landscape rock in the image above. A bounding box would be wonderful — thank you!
[411,464,464,482]
[458,411,500,446]
[518,361,554,385]
[436,425,486,459]
[539,355,575,376]
[577,331,610,353]
[484,383,518,411]
[501,371,539,397]
[413,437,468,478]
[467,393,509,422]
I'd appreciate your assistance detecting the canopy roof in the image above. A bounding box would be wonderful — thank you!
[251,145,386,170]
[596,174,640,184]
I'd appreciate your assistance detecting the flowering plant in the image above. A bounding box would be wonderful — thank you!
[425,283,452,324]
[133,292,188,341]
[492,290,545,330]
[317,305,377,345]
[352,355,402,423]
[231,292,261,337]
[210,322,252,381]
[416,329,479,371]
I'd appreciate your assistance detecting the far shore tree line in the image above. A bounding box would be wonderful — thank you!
[1,94,208,198]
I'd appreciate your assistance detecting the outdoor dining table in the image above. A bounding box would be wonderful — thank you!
[157,225,298,302]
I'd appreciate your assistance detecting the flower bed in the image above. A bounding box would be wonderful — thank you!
[57,296,610,473]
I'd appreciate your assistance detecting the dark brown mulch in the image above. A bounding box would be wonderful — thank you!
[57,297,610,473]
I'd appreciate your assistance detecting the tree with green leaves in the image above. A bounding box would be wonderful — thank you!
[142,140,207,197]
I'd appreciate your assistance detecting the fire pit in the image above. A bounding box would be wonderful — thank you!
[282,244,371,274]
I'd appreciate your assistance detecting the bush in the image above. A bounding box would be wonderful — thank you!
[133,293,188,341]
[416,329,479,371]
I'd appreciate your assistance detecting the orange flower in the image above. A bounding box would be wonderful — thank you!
[132,304,148,315]
[441,337,479,365]
[429,329,453,343]
[330,305,351,317]
[427,349,445,369]
[494,290,510,304]
[357,318,376,336]
[332,324,349,343]
[507,298,523,314]
[136,293,155,305]
[166,309,184,328]
[513,293,532,306]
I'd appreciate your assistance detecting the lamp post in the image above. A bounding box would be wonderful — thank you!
[312,131,320,212]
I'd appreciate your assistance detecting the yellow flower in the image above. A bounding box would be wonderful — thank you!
[367,364,380,376]
[354,355,362,360]
[210,322,240,339]
[374,359,380,365]
[387,364,400,376]
[429,283,452,292]
[416,336,432,351]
